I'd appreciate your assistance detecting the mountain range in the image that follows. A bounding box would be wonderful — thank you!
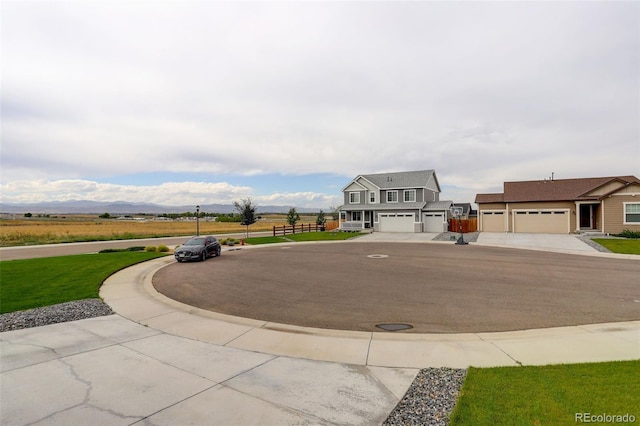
[0,200,325,215]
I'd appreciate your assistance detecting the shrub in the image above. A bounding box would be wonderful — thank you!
[157,244,170,252]
[615,229,640,239]
[145,246,157,252]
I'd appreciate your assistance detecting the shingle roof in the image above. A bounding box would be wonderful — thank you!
[360,170,437,190]
[475,175,640,203]
[474,193,504,203]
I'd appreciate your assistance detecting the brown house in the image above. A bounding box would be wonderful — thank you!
[475,175,640,234]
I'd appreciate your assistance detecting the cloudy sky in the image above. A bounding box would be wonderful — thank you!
[1,1,638,209]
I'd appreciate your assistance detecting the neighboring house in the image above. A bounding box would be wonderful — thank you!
[339,170,453,232]
[451,203,477,220]
[475,175,640,234]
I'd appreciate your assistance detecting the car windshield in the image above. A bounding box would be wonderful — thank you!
[184,238,205,245]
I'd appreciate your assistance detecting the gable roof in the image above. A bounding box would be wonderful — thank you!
[344,170,439,191]
[475,175,640,204]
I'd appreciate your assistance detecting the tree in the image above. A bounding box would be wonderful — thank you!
[316,210,326,226]
[99,212,111,219]
[329,205,339,221]
[286,208,300,226]
[234,198,257,237]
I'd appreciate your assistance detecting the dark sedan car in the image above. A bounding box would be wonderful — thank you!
[174,236,221,262]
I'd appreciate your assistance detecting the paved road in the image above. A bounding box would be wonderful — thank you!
[0,232,270,261]
[154,242,640,333]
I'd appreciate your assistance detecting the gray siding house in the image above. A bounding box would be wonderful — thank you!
[338,170,453,232]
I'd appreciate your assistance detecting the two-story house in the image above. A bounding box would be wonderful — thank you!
[338,169,453,232]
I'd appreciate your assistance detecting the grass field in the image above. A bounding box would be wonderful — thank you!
[450,360,639,425]
[592,238,640,255]
[0,215,334,247]
[0,251,169,313]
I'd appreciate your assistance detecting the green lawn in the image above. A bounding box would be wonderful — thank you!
[0,251,168,313]
[450,360,640,425]
[592,238,640,255]
[245,231,362,245]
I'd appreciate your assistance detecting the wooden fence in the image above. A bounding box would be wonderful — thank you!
[448,218,478,233]
[273,220,339,236]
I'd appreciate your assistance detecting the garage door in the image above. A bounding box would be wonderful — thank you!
[513,210,569,234]
[423,213,445,232]
[379,213,415,232]
[481,211,506,232]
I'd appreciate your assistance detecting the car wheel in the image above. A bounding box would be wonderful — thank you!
[200,251,206,261]
[216,247,221,257]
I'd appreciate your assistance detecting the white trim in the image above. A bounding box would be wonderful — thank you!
[369,191,377,204]
[610,192,640,196]
[386,190,399,203]
[340,180,367,192]
[349,192,360,204]
[404,189,416,202]
[623,202,640,225]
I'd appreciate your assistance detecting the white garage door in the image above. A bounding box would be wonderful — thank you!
[481,211,507,232]
[423,212,445,232]
[379,213,415,232]
[513,210,569,234]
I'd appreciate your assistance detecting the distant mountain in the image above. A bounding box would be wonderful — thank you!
[0,200,324,215]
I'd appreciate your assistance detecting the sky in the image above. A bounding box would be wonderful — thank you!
[1,0,639,210]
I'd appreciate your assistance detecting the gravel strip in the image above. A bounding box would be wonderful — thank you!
[433,231,479,243]
[575,235,613,253]
[0,299,113,332]
[384,368,467,426]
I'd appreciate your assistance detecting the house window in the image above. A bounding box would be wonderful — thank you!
[624,203,640,223]
[349,192,360,204]
[404,190,416,202]
[369,191,377,204]
[351,211,362,221]
[387,191,398,203]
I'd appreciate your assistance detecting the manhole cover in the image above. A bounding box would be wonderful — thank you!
[375,323,413,331]
[367,254,389,259]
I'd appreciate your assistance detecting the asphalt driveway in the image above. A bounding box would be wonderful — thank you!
[153,242,640,333]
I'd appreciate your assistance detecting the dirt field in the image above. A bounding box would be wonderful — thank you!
[0,215,328,246]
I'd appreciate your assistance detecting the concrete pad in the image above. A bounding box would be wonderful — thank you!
[223,356,399,425]
[366,366,420,400]
[368,333,518,368]
[354,232,439,242]
[139,310,257,346]
[226,327,371,364]
[0,317,160,373]
[1,344,214,426]
[478,321,640,365]
[144,384,323,425]
[475,232,597,253]
[123,333,276,383]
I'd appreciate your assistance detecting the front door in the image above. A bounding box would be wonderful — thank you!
[579,204,597,229]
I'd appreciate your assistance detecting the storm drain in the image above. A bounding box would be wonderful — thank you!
[367,254,389,259]
[375,323,414,332]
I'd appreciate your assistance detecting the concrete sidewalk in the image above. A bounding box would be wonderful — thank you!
[2,242,639,425]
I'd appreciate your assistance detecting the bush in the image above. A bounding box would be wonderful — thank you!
[615,229,640,239]
[145,246,157,252]
[157,244,170,252]
[220,238,238,246]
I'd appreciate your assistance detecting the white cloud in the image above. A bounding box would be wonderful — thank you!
[0,178,342,209]
[1,1,638,202]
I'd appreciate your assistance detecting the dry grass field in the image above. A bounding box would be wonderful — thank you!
[0,215,328,247]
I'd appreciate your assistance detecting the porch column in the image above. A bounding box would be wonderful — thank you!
[361,210,365,229]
